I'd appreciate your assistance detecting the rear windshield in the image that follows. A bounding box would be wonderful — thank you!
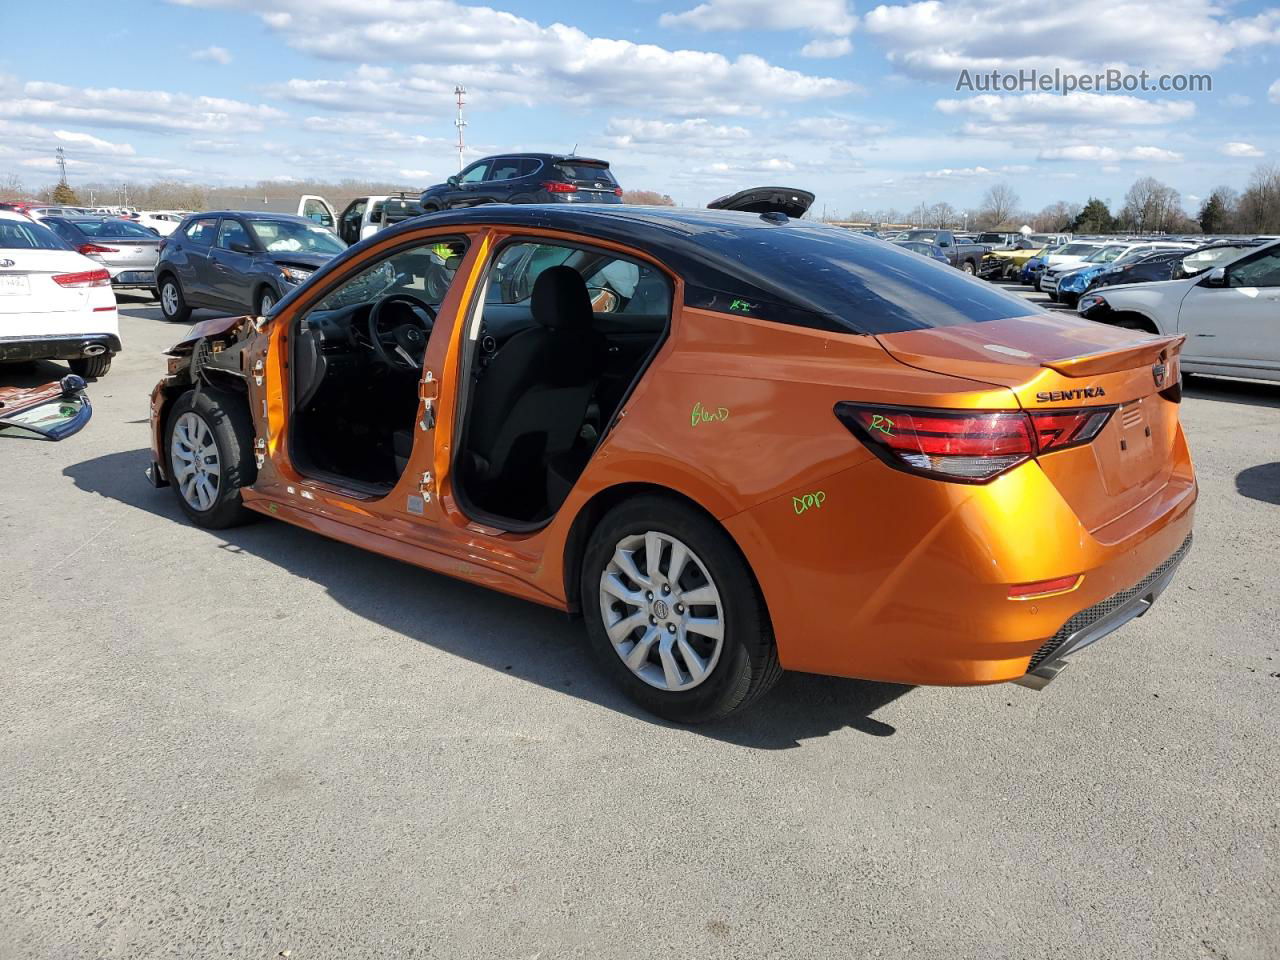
[1058,243,1099,256]
[0,218,70,250]
[555,162,616,185]
[68,219,158,239]
[703,223,1039,334]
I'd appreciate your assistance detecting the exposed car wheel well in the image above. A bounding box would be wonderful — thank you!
[561,483,763,619]
[1109,312,1159,334]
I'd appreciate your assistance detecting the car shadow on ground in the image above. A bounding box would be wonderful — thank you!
[1236,462,1280,506]
[64,447,913,749]
[1184,375,1280,409]
[0,358,78,387]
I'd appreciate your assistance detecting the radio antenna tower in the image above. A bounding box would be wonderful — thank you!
[454,85,467,172]
[55,146,68,183]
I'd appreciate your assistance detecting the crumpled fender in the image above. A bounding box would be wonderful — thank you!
[167,314,254,355]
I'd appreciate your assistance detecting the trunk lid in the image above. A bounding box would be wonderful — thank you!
[0,249,95,314]
[876,315,1186,538]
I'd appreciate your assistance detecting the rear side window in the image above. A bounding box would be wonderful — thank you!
[0,219,69,250]
[555,162,616,185]
[488,159,523,181]
[1058,243,1098,256]
[185,218,218,245]
[690,224,1039,334]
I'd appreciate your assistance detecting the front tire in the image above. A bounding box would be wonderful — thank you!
[69,354,111,378]
[961,261,976,275]
[581,495,781,723]
[256,288,277,315]
[159,276,191,323]
[165,389,258,529]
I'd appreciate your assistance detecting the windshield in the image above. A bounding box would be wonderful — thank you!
[68,219,158,239]
[1085,245,1128,264]
[247,219,346,255]
[1056,243,1099,257]
[894,241,933,255]
[1180,245,1250,275]
[0,218,70,250]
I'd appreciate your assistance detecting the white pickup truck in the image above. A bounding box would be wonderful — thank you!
[289,194,424,245]
[1078,239,1280,383]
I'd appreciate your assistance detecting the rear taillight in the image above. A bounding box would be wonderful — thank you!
[543,181,577,193]
[78,243,118,255]
[834,403,1115,484]
[613,187,623,196]
[53,269,111,288]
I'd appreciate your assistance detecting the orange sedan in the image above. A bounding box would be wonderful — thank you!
[146,206,1195,722]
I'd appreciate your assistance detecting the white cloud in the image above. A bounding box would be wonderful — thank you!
[174,0,851,117]
[864,0,1279,76]
[604,117,752,149]
[1224,94,1252,108]
[0,78,283,133]
[193,45,232,64]
[936,92,1194,127]
[661,0,855,34]
[801,36,853,58]
[1220,141,1264,158]
[1038,144,1182,162]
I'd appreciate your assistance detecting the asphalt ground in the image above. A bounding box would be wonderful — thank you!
[2,286,1277,959]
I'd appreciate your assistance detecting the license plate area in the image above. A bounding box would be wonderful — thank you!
[0,274,30,296]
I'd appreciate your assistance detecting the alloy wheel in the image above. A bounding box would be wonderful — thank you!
[598,531,725,691]
[170,411,221,511]
[260,292,275,313]
[161,282,179,316]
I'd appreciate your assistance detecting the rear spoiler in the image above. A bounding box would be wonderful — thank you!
[1041,335,1184,378]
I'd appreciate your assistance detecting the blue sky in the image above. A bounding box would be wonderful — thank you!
[2,0,1278,216]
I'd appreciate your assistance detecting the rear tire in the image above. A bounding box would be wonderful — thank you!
[581,495,781,723]
[961,261,976,275]
[69,355,111,379]
[164,388,258,529]
[159,276,191,323]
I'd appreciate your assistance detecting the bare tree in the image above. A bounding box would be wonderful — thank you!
[1236,164,1280,233]
[927,201,958,228]
[1120,176,1182,233]
[978,183,1020,229]
[621,190,675,206]
[2,173,24,197]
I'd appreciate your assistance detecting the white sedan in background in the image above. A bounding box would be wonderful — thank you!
[0,211,120,378]
[1079,238,1280,383]
[135,211,185,236]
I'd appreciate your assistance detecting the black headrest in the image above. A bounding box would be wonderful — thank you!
[531,266,593,331]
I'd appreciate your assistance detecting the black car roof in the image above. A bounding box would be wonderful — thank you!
[475,153,610,165]
[280,203,1041,336]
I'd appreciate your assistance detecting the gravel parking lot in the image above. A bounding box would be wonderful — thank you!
[2,287,1277,959]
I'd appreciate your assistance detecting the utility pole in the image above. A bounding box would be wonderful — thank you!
[454,85,467,172]
[55,147,67,183]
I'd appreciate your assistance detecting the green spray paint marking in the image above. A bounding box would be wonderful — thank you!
[868,414,895,437]
[793,491,827,515]
[691,401,730,427]
[729,299,753,313]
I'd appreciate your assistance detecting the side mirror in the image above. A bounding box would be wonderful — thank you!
[1202,266,1226,287]
[230,241,255,255]
[60,374,87,395]
[447,176,459,187]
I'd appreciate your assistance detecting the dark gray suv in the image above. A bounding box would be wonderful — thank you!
[419,154,622,210]
[154,212,347,322]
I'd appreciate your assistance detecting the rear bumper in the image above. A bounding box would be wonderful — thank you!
[0,333,122,362]
[1014,532,1191,688]
[110,269,155,289]
[724,439,1197,686]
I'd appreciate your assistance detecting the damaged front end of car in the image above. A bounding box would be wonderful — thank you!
[146,314,261,488]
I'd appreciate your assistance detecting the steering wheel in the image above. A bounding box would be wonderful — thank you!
[368,293,436,370]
